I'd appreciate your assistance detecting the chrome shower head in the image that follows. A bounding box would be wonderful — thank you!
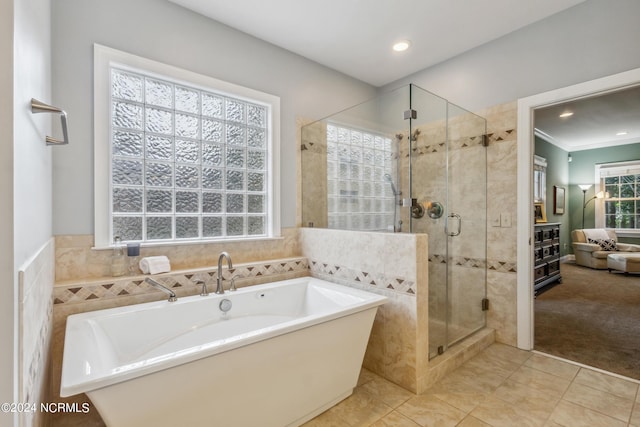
[383,173,399,196]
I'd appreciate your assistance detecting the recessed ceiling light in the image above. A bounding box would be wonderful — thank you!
[559,111,573,118]
[616,131,628,136]
[392,40,411,52]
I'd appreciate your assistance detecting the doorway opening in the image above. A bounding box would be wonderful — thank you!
[516,67,640,359]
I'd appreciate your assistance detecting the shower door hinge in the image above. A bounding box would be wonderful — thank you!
[437,345,444,355]
[482,134,489,147]
[404,109,417,120]
[481,298,490,311]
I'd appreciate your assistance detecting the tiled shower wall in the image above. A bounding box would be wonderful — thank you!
[480,101,519,346]
[299,100,519,349]
[19,238,55,427]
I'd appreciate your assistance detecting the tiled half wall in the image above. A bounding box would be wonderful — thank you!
[300,227,430,393]
[18,238,55,427]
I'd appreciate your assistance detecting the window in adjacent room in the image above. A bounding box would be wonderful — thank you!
[595,160,640,231]
[94,45,280,247]
[533,155,547,205]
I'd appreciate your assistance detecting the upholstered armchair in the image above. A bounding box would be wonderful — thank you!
[571,228,640,269]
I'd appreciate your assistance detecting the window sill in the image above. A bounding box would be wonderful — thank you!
[92,235,283,251]
[615,229,640,238]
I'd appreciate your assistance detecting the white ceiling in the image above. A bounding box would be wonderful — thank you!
[534,85,640,152]
[169,0,586,87]
[169,0,639,151]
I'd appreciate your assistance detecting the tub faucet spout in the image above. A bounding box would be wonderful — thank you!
[216,252,233,294]
[145,278,177,302]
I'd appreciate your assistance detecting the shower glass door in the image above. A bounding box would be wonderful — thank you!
[444,103,487,349]
[409,85,487,358]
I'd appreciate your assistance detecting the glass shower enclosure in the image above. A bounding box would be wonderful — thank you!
[301,84,487,359]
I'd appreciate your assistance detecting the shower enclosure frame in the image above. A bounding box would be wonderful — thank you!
[300,84,488,359]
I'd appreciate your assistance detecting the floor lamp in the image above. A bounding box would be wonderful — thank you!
[578,184,592,229]
[580,185,609,229]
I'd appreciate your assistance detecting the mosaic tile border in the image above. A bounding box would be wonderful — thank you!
[303,130,503,157]
[404,128,516,157]
[53,258,309,305]
[428,254,516,273]
[308,259,416,295]
[407,135,486,157]
[486,128,516,144]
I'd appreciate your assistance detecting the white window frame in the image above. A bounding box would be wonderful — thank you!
[94,44,280,248]
[594,160,640,237]
[533,155,547,205]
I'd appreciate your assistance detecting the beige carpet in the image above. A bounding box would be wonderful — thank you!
[534,261,640,380]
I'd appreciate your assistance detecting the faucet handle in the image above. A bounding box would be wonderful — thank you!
[229,276,237,292]
[195,279,208,297]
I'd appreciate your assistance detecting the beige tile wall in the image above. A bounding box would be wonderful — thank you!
[55,227,301,282]
[479,101,518,346]
[299,227,430,393]
[18,238,55,427]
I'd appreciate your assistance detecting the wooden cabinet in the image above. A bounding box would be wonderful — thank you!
[534,222,562,293]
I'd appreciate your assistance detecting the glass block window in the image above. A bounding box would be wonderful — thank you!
[110,67,269,242]
[326,124,395,231]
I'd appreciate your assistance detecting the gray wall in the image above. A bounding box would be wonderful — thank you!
[381,0,640,112]
[0,1,13,419]
[534,137,571,256]
[51,0,377,234]
[2,0,53,422]
[52,0,640,234]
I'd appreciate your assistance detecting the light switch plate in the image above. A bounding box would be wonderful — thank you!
[500,212,512,228]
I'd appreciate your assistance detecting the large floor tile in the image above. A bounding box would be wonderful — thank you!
[546,400,627,427]
[562,382,634,422]
[397,395,467,427]
[508,365,571,397]
[470,395,547,427]
[370,411,421,427]
[492,378,560,420]
[456,416,492,427]
[524,353,580,380]
[573,368,639,400]
[325,387,393,426]
[359,376,414,408]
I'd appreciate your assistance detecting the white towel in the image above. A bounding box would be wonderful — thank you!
[139,256,171,274]
[583,229,610,241]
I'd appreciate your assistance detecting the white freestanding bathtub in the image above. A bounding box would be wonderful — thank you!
[61,276,387,427]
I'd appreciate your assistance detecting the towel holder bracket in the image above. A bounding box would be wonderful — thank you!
[31,98,69,146]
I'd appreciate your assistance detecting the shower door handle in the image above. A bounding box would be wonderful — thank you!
[446,213,461,237]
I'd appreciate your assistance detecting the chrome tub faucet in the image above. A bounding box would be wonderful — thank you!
[145,277,177,302]
[216,252,233,294]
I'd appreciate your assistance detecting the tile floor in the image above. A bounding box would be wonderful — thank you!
[303,343,640,427]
